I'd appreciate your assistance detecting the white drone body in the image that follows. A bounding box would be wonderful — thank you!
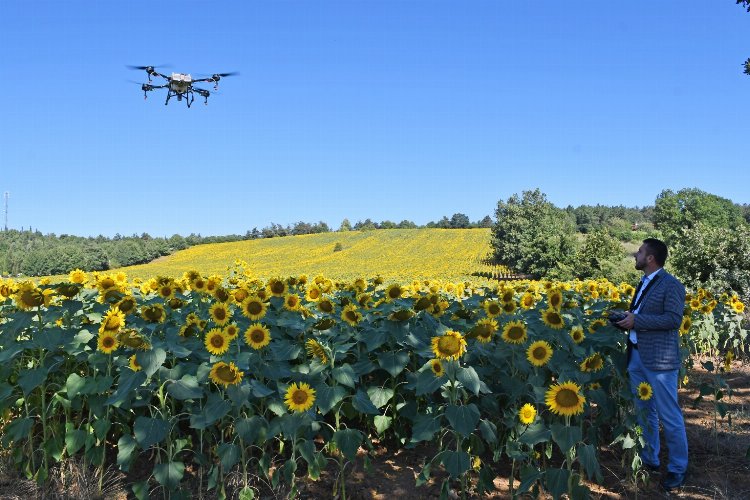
[129,66,237,107]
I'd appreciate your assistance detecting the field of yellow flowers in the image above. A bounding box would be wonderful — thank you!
[119,228,511,283]
[0,251,746,498]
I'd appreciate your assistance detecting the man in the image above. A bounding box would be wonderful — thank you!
[615,238,688,491]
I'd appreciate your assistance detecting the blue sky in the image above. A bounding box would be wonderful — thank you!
[1,1,748,237]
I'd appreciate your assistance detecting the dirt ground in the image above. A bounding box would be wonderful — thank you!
[1,357,749,499]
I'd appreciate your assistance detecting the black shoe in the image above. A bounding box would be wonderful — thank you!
[661,471,686,490]
[642,462,660,473]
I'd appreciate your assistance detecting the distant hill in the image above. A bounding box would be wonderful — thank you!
[117,228,508,283]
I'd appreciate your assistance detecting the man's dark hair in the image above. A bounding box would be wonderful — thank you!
[642,238,668,266]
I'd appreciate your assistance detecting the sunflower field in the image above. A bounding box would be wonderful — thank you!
[0,266,746,499]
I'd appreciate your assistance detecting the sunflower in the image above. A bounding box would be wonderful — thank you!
[13,281,47,310]
[283,293,302,311]
[527,340,553,367]
[305,339,329,364]
[141,304,166,323]
[208,302,231,326]
[205,328,231,356]
[111,295,135,315]
[520,292,537,310]
[157,283,175,300]
[241,295,267,320]
[430,359,445,377]
[431,330,467,360]
[191,277,207,293]
[731,301,745,314]
[547,289,563,311]
[541,309,565,330]
[637,382,653,401]
[284,382,316,412]
[502,301,517,314]
[483,300,502,318]
[580,353,604,372]
[317,298,335,314]
[679,316,692,335]
[587,318,607,334]
[97,331,119,354]
[117,329,151,350]
[233,287,250,304]
[474,318,498,343]
[570,325,585,344]
[356,293,373,308]
[305,284,323,302]
[68,269,87,284]
[414,295,432,311]
[385,283,404,302]
[518,403,537,425]
[209,361,244,387]
[500,288,515,304]
[129,354,141,372]
[353,278,367,293]
[501,320,528,345]
[545,381,586,417]
[689,298,701,310]
[99,307,125,334]
[341,304,362,327]
[267,278,287,297]
[389,309,415,322]
[244,323,271,350]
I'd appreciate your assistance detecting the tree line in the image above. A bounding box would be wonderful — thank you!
[491,187,750,302]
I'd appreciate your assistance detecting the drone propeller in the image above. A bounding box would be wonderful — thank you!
[126,65,170,82]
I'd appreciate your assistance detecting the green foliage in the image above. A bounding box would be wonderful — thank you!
[672,223,750,302]
[653,188,745,244]
[574,229,639,284]
[492,189,577,279]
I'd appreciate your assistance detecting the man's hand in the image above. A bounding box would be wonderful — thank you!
[616,311,636,330]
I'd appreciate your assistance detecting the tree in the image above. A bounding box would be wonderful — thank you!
[736,1,750,74]
[653,188,744,243]
[339,219,352,232]
[671,222,750,302]
[449,213,471,229]
[478,215,493,228]
[491,189,577,279]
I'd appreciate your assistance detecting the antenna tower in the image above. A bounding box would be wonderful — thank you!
[3,192,8,231]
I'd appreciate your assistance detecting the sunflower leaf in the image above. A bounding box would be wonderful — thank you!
[236,416,267,444]
[352,389,380,415]
[315,383,348,414]
[166,375,203,400]
[218,443,240,469]
[116,434,137,472]
[134,416,170,449]
[456,366,481,396]
[332,429,363,461]
[373,415,393,435]
[332,364,357,388]
[441,450,470,479]
[135,348,167,377]
[544,468,570,500]
[445,404,480,438]
[153,461,185,490]
[518,420,551,446]
[190,392,231,429]
[377,351,410,377]
[577,443,603,483]
[366,386,394,408]
[106,370,147,405]
[551,423,582,454]
[410,414,440,443]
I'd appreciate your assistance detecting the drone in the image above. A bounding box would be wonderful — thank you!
[128,65,237,107]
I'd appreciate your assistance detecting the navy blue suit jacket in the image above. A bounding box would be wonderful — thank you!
[632,269,686,371]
